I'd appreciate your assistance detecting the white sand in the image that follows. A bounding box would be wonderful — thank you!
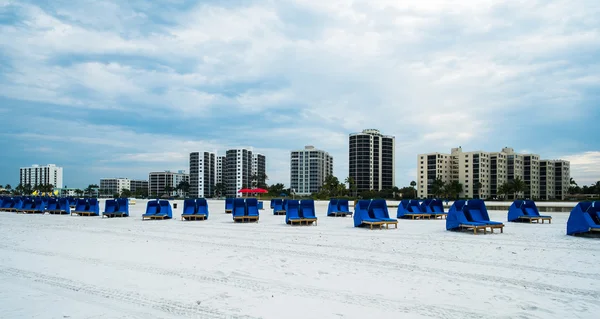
[0,199,597,319]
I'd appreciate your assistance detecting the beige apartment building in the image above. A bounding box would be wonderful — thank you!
[417,147,570,200]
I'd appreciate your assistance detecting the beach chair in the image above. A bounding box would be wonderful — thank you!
[285,200,304,225]
[354,200,385,229]
[45,198,60,214]
[196,198,209,220]
[19,197,35,213]
[447,199,504,234]
[397,199,430,219]
[3,197,23,212]
[245,198,260,222]
[225,198,234,214]
[273,198,285,215]
[181,199,198,220]
[142,200,161,220]
[56,198,71,215]
[298,199,317,225]
[102,199,118,217]
[30,198,46,214]
[567,201,600,236]
[369,199,397,229]
[232,198,250,222]
[270,199,275,209]
[113,198,129,217]
[326,199,339,216]
[423,199,446,219]
[72,198,99,216]
[508,200,552,224]
[153,200,173,219]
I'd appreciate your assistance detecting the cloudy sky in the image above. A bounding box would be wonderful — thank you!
[1,0,599,188]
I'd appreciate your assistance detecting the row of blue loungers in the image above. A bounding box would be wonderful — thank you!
[397,199,447,219]
[0,197,115,216]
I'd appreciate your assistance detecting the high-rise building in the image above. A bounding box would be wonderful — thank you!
[189,151,216,198]
[20,164,63,188]
[290,146,333,195]
[348,129,395,192]
[539,160,555,200]
[148,170,189,197]
[99,178,131,195]
[417,147,570,200]
[215,155,225,185]
[221,148,266,197]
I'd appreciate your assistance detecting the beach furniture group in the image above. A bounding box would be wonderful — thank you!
[102,198,129,218]
[142,200,173,220]
[397,199,447,219]
[271,198,286,215]
[71,198,100,216]
[353,199,398,229]
[327,199,352,217]
[285,199,318,225]
[181,198,209,221]
[232,198,260,222]
[508,200,552,224]
[567,201,600,236]
[446,199,504,234]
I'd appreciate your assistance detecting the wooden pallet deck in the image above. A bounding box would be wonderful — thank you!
[47,210,69,215]
[403,214,432,220]
[103,213,128,218]
[22,210,45,214]
[225,209,232,214]
[142,215,170,220]
[517,216,552,224]
[328,212,352,217]
[362,221,398,229]
[233,216,259,223]
[181,214,207,221]
[72,211,99,216]
[431,214,447,220]
[274,210,286,215]
[459,224,504,234]
[289,218,317,226]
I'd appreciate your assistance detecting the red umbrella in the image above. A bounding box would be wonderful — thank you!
[252,188,268,194]
[238,188,253,193]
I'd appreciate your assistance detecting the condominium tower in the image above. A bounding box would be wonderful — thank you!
[148,170,189,197]
[349,129,395,192]
[20,164,63,188]
[222,148,266,197]
[290,146,333,195]
[99,178,149,196]
[417,147,570,200]
[189,152,216,198]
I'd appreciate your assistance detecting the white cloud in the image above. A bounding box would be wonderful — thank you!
[560,152,600,186]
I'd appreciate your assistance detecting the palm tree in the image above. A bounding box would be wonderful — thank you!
[214,183,226,198]
[431,178,445,198]
[510,177,527,199]
[475,181,483,199]
[345,176,357,198]
[444,181,463,199]
[497,182,510,200]
[410,181,417,199]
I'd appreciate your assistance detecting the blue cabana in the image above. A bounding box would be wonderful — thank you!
[46,198,60,213]
[142,200,161,219]
[369,199,397,228]
[181,199,197,220]
[422,199,446,219]
[272,198,285,215]
[508,200,552,224]
[114,198,129,217]
[397,199,430,219]
[353,200,384,229]
[567,201,600,236]
[225,198,234,214]
[72,198,99,216]
[326,199,339,216]
[285,199,303,225]
[246,198,260,221]
[298,199,317,225]
[446,199,504,234]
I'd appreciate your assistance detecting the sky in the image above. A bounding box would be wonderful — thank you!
[0,0,599,189]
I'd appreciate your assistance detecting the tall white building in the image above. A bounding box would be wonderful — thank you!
[189,151,216,198]
[417,147,570,200]
[148,170,189,197]
[221,148,266,197]
[290,146,333,195]
[99,178,131,195]
[20,164,63,188]
[215,155,225,185]
[349,129,395,192]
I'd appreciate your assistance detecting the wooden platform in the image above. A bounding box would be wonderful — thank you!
[225,209,232,214]
[516,216,552,224]
[459,223,505,234]
[21,210,44,214]
[402,214,432,220]
[142,215,170,220]
[274,210,286,215]
[1,208,17,212]
[328,212,351,217]
[71,211,99,216]
[362,221,397,229]
[103,213,128,218]
[233,216,259,223]
[47,210,69,215]
[288,218,317,226]
[181,214,207,221]
[432,214,447,220]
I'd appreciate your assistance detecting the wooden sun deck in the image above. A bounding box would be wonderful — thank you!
[47,210,69,215]
[459,223,504,235]
[181,214,207,221]
[288,218,317,226]
[1,208,17,212]
[21,209,45,214]
[142,215,170,220]
[72,211,99,216]
[102,213,128,218]
[233,216,259,223]
[274,210,286,215]
[363,221,398,229]
[328,212,352,217]
[431,213,447,219]
[402,214,432,220]
[225,209,232,214]
[516,216,552,224]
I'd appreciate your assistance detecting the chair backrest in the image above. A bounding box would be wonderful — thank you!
[196,198,208,215]
[370,199,389,219]
[300,199,315,218]
[183,199,196,214]
[337,199,350,212]
[225,198,234,209]
[233,198,246,216]
[146,200,160,215]
[105,199,117,212]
